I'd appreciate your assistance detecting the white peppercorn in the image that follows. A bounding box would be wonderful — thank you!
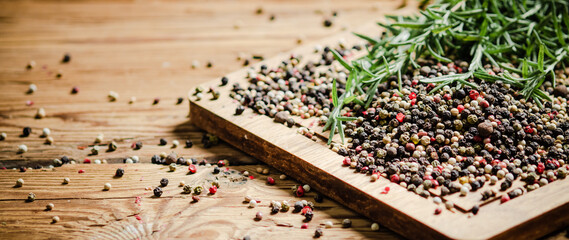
[371,223,380,231]
[16,178,24,187]
[52,216,60,223]
[46,203,54,211]
[103,183,111,191]
[18,145,28,153]
[63,177,70,184]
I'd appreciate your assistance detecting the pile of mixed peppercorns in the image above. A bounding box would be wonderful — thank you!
[227,41,569,205]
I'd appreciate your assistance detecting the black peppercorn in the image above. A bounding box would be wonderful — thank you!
[153,187,163,197]
[314,228,323,238]
[213,166,220,174]
[472,205,479,215]
[61,156,70,164]
[176,97,184,104]
[176,157,187,165]
[304,210,314,221]
[61,53,71,63]
[115,168,124,177]
[185,139,193,148]
[235,105,245,115]
[159,138,167,146]
[22,127,32,137]
[160,178,169,187]
[134,141,143,150]
[323,19,333,27]
[151,155,161,164]
[220,77,229,86]
[293,201,304,212]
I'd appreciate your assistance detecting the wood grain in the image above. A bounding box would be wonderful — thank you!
[0,164,401,239]
[189,19,569,240]
[0,0,420,239]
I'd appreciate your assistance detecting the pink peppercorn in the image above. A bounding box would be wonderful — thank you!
[188,165,197,174]
[457,105,465,113]
[296,185,305,197]
[83,158,91,164]
[267,177,275,185]
[443,94,451,100]
[396,113,405,123]
[390,174,400,183]
[209,186,217,194]
[469,90,479,100]
[479,100,489,108]
[409,92,417,100]
[301,223,308,229]
[380,186,390,194]
[343,157,351,166]
[434,207,442,215]
[78,169,85,173]
[501,195,510,203]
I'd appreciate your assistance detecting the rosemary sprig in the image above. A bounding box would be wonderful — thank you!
[327,0,569,144]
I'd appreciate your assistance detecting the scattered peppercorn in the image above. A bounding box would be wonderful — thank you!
[342,219,351,228]
[314,228,323,238]
[255,211,263,220]
[71,86,79,94]
[27,192,36,202]
[61,53,71,63]
[15,178,24,187]
[176,97,184,104]
[103,183,112,191]
[22,127,32,137]
[158,178,168,188]
[115,168,124,177]
[192,195,200,202]
[153,98,160,105]
[46,203,54,211]
[159,138,167,146]
[153,187,163,197]
[323,19,333,27]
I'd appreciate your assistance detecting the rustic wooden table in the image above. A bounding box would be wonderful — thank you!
[0,0,567,239]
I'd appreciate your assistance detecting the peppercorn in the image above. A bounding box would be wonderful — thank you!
[293,201,304,212]
[472,205,479,215]
[133,141,143,150]
[267,177,275,185]
[22,127,32,137]
[209,186,218,194]
[183,185,192,194]
[46,203,54,211]
[159,138,167,146]
[304,210,314,221]
[192,195,200,202]
[27,192,36,202]
[17,145,28,153]
[61,53,71,63]
[52,216,60,223]
[255,211,263,220]
[220,77,229,86]
[185,139,193,148]
[342,219,352,228]
[235,106,245,115]
[115,168,124,177]
[213,166,220,174]
[176,97,184,105]
[153,187,163,197]
[103,183,111,191]
[314,228,323,238]
[160,178,169,187]
[15,178,24,187]
[323,19,333,27]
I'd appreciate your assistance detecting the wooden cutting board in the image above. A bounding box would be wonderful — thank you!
[189,24,569,240]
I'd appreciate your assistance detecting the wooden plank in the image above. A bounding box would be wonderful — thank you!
[189,24,569,240]
[0,164,401,239]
